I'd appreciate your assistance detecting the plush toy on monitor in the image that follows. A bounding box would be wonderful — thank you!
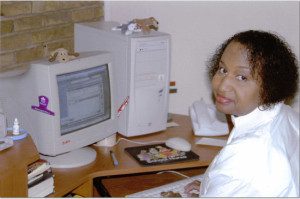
[48,48,79,63]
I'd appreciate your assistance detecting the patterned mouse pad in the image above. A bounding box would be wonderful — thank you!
[124,143,199,166]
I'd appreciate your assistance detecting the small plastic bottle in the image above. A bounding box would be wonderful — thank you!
[13,118,20,135]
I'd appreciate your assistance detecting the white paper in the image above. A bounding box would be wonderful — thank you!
[196,137,227,147]
[189,99,229,136]
[166,121,179,128]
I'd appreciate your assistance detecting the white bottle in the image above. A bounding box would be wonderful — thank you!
[0,101,7,138]
[13,118,20,135]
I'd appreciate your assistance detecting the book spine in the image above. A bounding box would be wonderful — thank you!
[28,159,51,180]
[28,169,54,188]
[28,178,54,197]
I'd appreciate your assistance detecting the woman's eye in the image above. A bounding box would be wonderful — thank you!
[236,75,247,81]
[218,67,227,75]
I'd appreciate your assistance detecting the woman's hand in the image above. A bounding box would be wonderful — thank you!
[184,180,201,197]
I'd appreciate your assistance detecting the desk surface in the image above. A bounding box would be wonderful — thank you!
[0,135,40,197]
[50,114,224,197]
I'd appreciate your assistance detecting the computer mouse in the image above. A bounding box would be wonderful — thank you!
[165,137,191,152]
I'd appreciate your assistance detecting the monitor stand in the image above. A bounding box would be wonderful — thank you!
[94,133,116,147]
[40,147,97,169]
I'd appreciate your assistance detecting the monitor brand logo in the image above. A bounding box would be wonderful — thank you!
[62,140,70,145]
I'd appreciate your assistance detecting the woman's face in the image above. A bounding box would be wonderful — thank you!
[212,41,261,116]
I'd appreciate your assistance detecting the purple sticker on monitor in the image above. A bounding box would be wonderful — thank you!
[31,96,55,116]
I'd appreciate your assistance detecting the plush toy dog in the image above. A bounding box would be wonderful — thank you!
[133,17,159,33]
[48,48,79,63]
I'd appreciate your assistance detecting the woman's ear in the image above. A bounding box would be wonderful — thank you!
[49,52,58,62]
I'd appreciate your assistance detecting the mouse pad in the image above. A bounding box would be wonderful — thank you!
[125,143,199,166]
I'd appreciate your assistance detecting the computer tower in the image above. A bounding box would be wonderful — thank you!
[75,21,170,137]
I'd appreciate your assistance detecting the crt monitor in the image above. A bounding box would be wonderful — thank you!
[0,51,118,168]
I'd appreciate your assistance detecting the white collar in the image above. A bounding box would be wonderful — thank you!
[228,102,283,142]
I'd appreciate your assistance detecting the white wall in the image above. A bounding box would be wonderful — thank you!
[105,1,300,115]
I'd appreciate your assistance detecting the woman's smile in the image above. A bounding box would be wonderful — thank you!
[215,94,233,105]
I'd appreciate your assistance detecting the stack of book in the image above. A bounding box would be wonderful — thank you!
[27,159,54,197]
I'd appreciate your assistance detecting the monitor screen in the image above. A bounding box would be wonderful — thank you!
[57,65,111,135]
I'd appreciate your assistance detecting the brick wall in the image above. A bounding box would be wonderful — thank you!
[0,1,104,74]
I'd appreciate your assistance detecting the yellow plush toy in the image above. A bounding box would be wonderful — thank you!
[48,48,79,63]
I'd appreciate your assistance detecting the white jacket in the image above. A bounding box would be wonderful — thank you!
[200,103,299,197]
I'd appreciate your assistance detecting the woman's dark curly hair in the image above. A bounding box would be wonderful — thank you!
[208,30,299,109]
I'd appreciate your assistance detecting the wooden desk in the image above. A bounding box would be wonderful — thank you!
[100,167,208,197]
[0,135,40,197]
[50,114,224,197]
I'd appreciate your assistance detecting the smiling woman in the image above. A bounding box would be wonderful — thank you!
[212,41,261,116]
[208,30,299,111]
[184,30,299,197]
